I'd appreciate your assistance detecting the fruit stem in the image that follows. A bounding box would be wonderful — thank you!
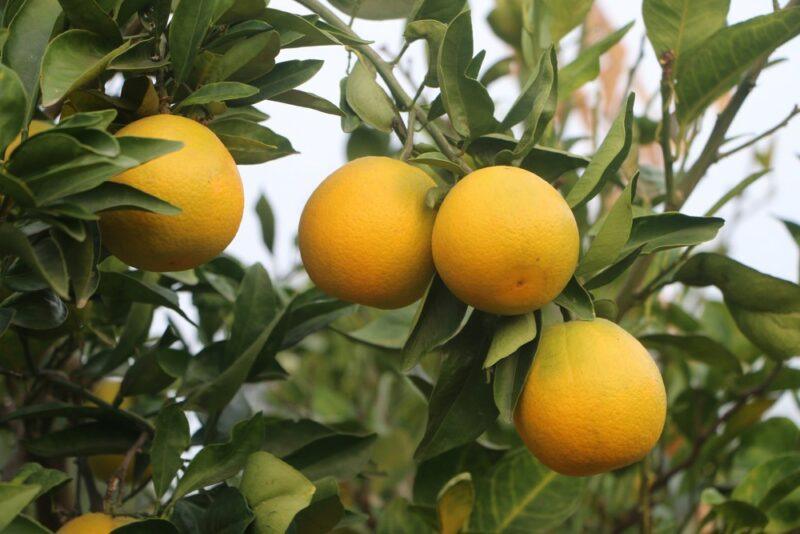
[293,0,474,175]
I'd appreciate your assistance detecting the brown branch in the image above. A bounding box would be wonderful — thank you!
[659,51,677,210]
[104,431,148,508]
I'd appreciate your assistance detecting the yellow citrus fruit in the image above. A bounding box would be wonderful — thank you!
[432,166,579,315]
[328,0,416,20]
[514,319,667,476]
[99,114,243,272]
[299,157,436,309]
[85,378,140,483]
[57,513,135,534]
[3,120,52,160]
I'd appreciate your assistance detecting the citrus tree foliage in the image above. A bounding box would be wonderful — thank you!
[0,0,799,532]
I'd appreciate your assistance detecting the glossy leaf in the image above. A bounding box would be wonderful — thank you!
[57,0,121,42]
[0,64,26,156]
[59,182,180,216]
[236,59,323,104]
[0,224,69,298]
[209,118,296,165]
[175,82,258,110]
[40,30,131,107]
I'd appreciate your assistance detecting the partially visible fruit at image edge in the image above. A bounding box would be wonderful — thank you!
[56,512,136,534]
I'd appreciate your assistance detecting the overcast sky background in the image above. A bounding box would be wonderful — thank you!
[195,1,799,414]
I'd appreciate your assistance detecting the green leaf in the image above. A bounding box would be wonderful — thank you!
[175,82,258,110]
[235,59,323,104]
[377,498,436,533]
[109,38,171,72]
[554,277,595,320]
[98,270,193,322]
[172,413,265,503]
[345,58,396,133]
[121,347,187,396]
[0,64,26,156]
[415,315,498,462]
[733,453,800,510]
[577,172,638,276]
[0,308,13,337]
[512,47,558,159]
[0,224,69,299]
[706,170,768,217]
[711,500,768,530]
[675,253,800,359]
[240,451,316,534]
[675,7,800,124]
[24,422,141,457]
[53,224,98,307]
[208,118,296,165]
[542,0,594,42]
[255,195,275,252]
[2,514,51,533]
[215,0,269,24]
[57,0,121,42]
[782,218,800,281]
[643,0,730,72]
[405,19,447,87]
[151,404,190,499]
[485,313,537,369]
[10,463,71,499]
[169,0,217,86]
[40,30,131,107]
[640,334,741,375]
[518,146,590,181]
[170,485,253,534]
[411,0,466,24]
[3,0,62,120]
[402,275,469,370]
[268,89,343,116]
[410,152,463,174]
[328,0,416,20]
[294,477,345,534]
[566,93,634,208]
[469,449,585,532]
[437,10,498,139]
[228,264,278,359]
[437,473,474,534]
[6,290,68,330]
[492,311,542,423]
[0,483,41,531]
[559,22,633,99]
[621,213,724,255]
[59,182,180,215]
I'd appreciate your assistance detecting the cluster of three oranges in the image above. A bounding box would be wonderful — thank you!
[299,156,666,477]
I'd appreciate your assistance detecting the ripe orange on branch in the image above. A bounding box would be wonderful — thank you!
[299,157,436,309]
[514,318,667,476]
[99,114,244,272]
[432,166,579,315]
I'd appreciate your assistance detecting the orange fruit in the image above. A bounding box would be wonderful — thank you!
[99,114,243,272]
[514,319,667,476]
[57,513,136,534]
[299,157,437,309]
[432,166,579,315]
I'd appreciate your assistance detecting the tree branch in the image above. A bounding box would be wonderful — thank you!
[293,0,473,175]
[716,104,799,160]
[659,51,676,210]
[104,431,148,508]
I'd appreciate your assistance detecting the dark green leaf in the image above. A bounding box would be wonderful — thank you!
[492,311,542,422]
[59,182,180,216]
[268,89,344,116]
[171,413,265,503]
[255,195,275,252]
[235,59,323,104]
[208,118,296,165]
[0,64,26,156]
[0,224,69,298]
[151,404,190,499]
[415,315,498,461]
[175,82,258,110]
[57,0,121,42]
[24,422,141,457]
[294,477,345,534]
[169,0,217,86]
[53,223,98,307]
[402,275,468,370]
[98,270,193,322]
[622,213,724,255]
[554,277,595,320]
[113,519,180,534]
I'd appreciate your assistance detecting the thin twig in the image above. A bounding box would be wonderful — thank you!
[293,0,473,175]
[400,111,416,161]
[716,105,799,160]
[104,431,148,508]
[659,51,677,210]
[77,457,103,513]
